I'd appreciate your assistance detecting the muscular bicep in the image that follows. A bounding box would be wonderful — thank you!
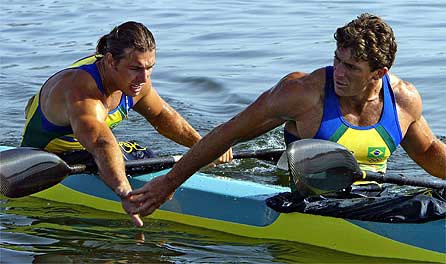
[396,78,431,155]
[222,76,314,143]
[401,116,446,178]
[221,72,320,141]
[224,91,286,142]
[401,116,436,156]
[66,92,112,151]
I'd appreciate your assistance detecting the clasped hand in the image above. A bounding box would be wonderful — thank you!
[128,148,233,218]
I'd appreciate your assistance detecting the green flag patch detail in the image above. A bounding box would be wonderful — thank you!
[367,147,386,160]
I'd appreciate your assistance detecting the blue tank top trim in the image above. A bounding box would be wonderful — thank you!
[39,96,73,133]
[314,66,402,146]
[313,66,341,139]
[107,95,134,115]
[78,63,105,94]
[38,63,134,133]
[78,63,134,113]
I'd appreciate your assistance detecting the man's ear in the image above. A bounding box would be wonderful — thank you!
[105,53,118,71]
[373,67,389,80]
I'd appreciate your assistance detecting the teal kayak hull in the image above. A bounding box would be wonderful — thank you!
[1,146,445,262]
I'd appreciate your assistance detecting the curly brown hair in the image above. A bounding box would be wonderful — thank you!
[96,21,156,61]
[334,13,397,71]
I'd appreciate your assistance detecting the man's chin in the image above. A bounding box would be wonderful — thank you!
[334,86,347,97]
[132,90,142,96]
[126,88,142,96]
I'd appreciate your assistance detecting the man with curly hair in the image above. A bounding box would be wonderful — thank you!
[130,14,446,217]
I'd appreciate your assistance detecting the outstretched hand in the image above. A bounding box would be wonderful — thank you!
[127,148,232,217]
[128,175,176,217]
[121,196,144,227]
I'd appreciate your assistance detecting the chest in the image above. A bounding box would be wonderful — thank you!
[103,92,130,128]
[340,100,383,127]
[294,97,407,138]
[104,92,124,112]
[294,99,383,134]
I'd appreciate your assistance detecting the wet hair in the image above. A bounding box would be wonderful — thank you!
[334,13,397,71]
[96,21,156,61]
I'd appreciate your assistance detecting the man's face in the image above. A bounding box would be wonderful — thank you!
[332,47,375,97]
[112,48,156,97]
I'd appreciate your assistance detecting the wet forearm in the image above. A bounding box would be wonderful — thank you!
[152,107,201,148]
[161,119,201,147]
[77,127,132,196]
[92,139,132,194]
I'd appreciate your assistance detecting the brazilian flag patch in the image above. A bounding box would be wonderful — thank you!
[367,147,386,161]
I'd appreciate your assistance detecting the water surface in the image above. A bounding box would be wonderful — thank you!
[1,0,445,263]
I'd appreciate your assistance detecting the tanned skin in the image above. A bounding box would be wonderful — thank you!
[129,46,445,217]
[40,49,232,226]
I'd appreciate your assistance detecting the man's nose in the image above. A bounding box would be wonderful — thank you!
[334,63,346,77]
[137,69,149,83]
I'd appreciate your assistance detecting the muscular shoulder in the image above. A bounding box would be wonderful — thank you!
[39,68,103,125]
[273,68,324,96]
[280,67,324,85]
[267,67,325,118]
[71,69,100,92]
[388,73,422,120]
[47,69,103,103]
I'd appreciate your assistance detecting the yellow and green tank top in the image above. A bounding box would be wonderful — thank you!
[20,55,134,153]
[285,66,403,173]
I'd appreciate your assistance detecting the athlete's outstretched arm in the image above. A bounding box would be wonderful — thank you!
[66,73,143,227]
[128,70,319,217]
[133,85,201,148]
[133,83,232,163]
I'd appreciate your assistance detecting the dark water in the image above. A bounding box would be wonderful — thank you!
[1,0,445,263]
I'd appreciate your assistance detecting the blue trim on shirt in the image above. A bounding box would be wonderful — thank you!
[38,90,73,133]
[314,66,342,139]
[314,66,402,147]
[39,62,134,133]
[78,63,105,94]
[78,63,134,116]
